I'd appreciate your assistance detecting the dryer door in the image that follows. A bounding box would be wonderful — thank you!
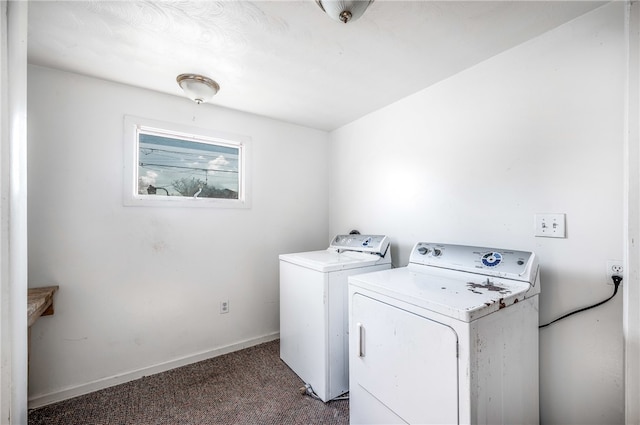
[351,294,459,424]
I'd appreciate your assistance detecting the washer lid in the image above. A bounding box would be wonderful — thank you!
[349,266,536,322]
[280,249,391,272]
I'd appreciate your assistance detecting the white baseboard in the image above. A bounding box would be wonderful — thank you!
[28,332,280,409]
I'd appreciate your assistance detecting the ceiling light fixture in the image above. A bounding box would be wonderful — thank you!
[176,74,220,104]
[314,0,374,24]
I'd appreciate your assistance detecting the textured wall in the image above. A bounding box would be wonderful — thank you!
[329,3,626,424]
[26,65,330,405]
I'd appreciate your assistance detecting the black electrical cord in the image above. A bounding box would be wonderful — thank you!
[539,275,622,329]
[299,384,349,401]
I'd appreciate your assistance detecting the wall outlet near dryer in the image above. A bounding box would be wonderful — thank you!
[606,260,623,285]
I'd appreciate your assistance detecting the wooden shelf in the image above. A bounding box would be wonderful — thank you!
[28,286,59,328]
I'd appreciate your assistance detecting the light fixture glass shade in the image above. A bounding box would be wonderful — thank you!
[176,74,220,104]
[315,0,374,24]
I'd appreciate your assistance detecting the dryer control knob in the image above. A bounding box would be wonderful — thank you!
[432,248,442,257]
[417,246,430,255]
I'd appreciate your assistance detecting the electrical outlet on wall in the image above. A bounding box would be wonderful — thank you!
[606,260,623,285]
[220,300,229,314]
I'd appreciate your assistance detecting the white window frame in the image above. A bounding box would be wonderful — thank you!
[123,115,251,208]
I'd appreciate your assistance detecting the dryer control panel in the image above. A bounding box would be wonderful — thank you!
[409,242,537,283]
[330,234,390,256]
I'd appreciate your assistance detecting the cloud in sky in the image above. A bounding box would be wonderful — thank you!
[208,155,230,172]
[138,170,158,192]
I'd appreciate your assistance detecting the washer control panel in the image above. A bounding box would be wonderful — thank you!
[330,234,390,256]
[409,242,537,282]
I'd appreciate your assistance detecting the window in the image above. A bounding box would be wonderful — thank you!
[123,116,251,208]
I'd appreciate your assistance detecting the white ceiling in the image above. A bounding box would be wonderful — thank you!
[27,1,606,131]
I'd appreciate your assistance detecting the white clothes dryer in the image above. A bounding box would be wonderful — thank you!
[348,242,540,424]
[279,234,391,402]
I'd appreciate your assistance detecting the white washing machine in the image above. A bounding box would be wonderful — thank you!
[279,234,391,402]
[348,242,540,424]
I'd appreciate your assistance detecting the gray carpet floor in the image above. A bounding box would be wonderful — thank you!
[28,339,349,424]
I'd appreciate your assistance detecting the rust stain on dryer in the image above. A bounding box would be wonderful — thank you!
[466,279,511,295]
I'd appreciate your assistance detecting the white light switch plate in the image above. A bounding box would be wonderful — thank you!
[534,213,566,238]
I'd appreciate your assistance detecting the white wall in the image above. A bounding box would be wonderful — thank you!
[26,65,330,405]
[329,3,626,424]
[625,2,640,422]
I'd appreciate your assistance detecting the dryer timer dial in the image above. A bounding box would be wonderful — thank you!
[417,246,442,257]
[417,247,430,255]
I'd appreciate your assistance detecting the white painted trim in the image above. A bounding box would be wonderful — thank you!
[4,2,29,424]
[27,332,280,409]
[625,2,640,424]
[0,2,9,422]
